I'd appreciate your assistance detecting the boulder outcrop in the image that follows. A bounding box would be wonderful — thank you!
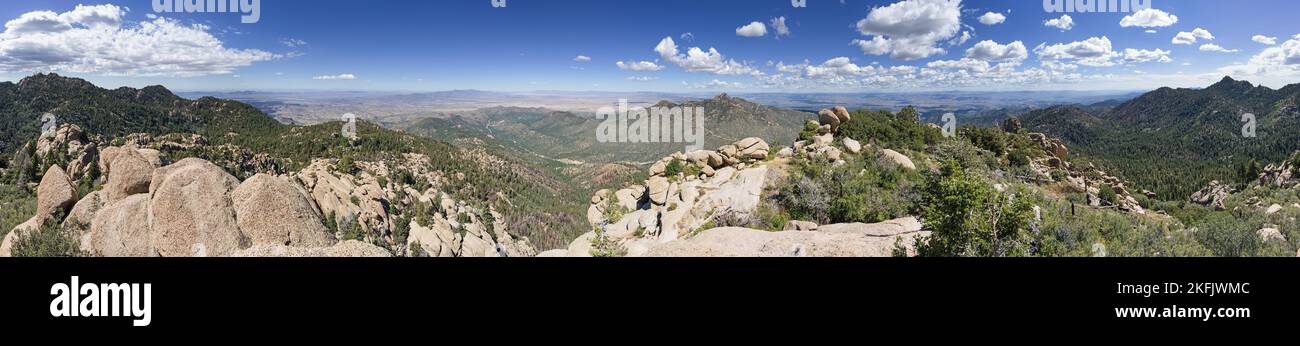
[232,174,336,248]
[148,158,247,257]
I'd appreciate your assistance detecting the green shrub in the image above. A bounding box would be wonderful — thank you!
[1008,149,1030,167]
[1193,212,1261,257]
[1098,185,1118,206]
[12,213,85,257]
[664,158,683,178]
[777,155,920,225]
[916,160,1033,257]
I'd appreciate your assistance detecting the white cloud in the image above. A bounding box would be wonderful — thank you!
[626,76,658,81]
[0,4,276,77]
[1217,36,1300,82]
[1199,44,1238,53]
[654,36,760,76]
[965,40,1027,62]
[852,0,962,61]
[615,60,664,71]
[977,12,1005,25]
[573,55,591,62]
[950,30,973,46]
[804,57,875,79]
[1123,48,1172,63]
[280,38,307,47]
[770,16,791,37]
[313,74,357,80]
[736,21,767,37]
[1172,28,1213,45]
[1253,35,1278,45]
[1119,8,1178,28]
[927,58,992,73]
[687,79,746,89]
[1043,14,1073,31]
[1034,36,1120,67]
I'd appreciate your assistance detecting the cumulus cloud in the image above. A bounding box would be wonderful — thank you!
[1253,35,1278,45]
[965,40,1027,62]
[615,60,664,71]
[977,12,1005,25]
[0,4,276,77]
[1123,48,1172,63]
[573,55,591,62]
[1043,14,1073,31]
[312,74,357,80]
[852,0,962,61]
[1034,36,1120,67]
[1119,8,1178,28]
[736,21,767,37]
[1172,28,1213,45]
[770,16,791,37]
[1218,36,1300,78]
[654,36,760,76]
[1199,44,1238,53]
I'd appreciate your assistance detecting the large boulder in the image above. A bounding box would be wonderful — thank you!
[647,176,671,205]
[817,217,922,235]
[1190,181,1235,211]
[86,194,155,257]
[232,174,336,248]
[734,137,770,160]
[644,218,928,257]
[229,240,391,257]
[832,106,852,124]
[880,149,916,170]
[148,158,248,257]
[64,190,105,235]
[565,232,596,257]
[843,138,862,154]
[818,109,841,131]
[35,165,77,220]
[102,147,158,202]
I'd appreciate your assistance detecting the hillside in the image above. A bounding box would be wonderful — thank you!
[1020,76,1300,201]
[0,74,589,251]
[399,93,815,165]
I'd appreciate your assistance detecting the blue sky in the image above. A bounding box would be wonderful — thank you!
[1,0,1298,92]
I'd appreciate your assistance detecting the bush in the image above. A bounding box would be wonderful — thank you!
[12,213,85,257]
[664,158,683,178]
[798,121,819,142]
[916,160,1033,257]
[961,126,1007,157]
[391,214,410,244]
[601,191,627,223]
[336,155,356,175]
[1098,185,1118,206]
[409,242,427,257]
[777,155,920,225]
[1008,149,1030,167]
[1193,212,1261,257]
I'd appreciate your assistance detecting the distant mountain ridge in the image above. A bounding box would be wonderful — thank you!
[1020,76,1300,200]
